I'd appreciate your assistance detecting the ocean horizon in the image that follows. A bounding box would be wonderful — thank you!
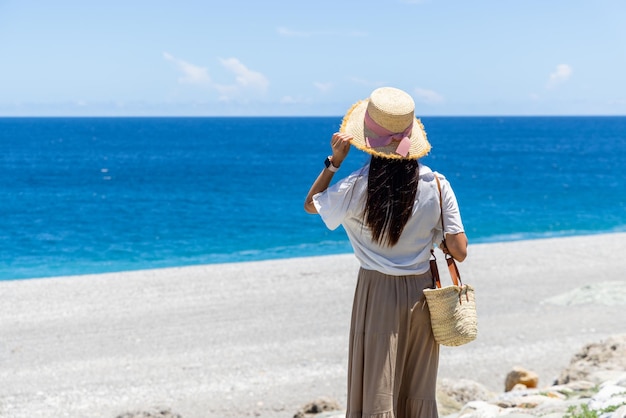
[1,116,625,280]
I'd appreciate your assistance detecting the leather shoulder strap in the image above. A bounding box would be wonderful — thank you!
[434,174,462,287]
[434,174,445,236]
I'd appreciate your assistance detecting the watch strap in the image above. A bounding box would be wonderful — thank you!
[324,156,339,172]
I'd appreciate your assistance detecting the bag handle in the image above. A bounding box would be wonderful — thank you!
[430,174,463,289]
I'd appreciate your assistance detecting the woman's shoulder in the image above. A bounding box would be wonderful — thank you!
[420,164,451,179]
[420,165,453,191]
[419,164,437,181]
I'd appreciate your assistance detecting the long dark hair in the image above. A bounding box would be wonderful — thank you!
[363,156,419,247]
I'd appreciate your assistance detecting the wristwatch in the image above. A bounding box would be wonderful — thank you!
[324,156,339,172]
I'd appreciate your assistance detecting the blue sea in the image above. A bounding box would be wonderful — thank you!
[1,116,625,281]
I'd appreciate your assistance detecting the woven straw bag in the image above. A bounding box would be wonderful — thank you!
[423,175,477,347]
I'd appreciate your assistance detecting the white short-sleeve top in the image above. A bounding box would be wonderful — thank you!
[312,163,464,276]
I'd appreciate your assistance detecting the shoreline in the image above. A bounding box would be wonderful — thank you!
[3,229,626,283]
[1,233,626,417]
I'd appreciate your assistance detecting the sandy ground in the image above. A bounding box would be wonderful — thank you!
[1,233,626,418]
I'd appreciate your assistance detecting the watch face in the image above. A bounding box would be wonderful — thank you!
[324,157,331,168]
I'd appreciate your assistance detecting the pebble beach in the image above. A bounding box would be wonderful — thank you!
[1,233,626,418]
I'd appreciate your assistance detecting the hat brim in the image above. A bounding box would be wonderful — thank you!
[340,99,431,160]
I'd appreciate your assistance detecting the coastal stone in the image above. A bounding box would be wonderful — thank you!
[608,405,626,418]
[430,336,626,417]
[588,382,626,412]
[552,380,598,394]
[457,400,503,417]
[305,336,626,418]
[505,367,539,392]
[115,407,182,418]
[532,398,589,416]
[293,397,341,418]
[437,391,465,415]
[511,394,560,409]
[437,378,496,412]
[455,379,626,417]
[495,399,515,409]
[556,334,626,385]
[542,414,575,418]
[540,390,567,400]
[437,378,496,415]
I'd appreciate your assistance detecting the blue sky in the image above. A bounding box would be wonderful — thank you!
[1,0,625,116]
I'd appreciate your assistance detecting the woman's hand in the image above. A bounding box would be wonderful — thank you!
[304,132,352,214]
[330,132,351,167]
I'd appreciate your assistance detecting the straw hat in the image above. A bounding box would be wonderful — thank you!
[340,87,430,160]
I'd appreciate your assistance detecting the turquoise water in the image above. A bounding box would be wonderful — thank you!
[1,116,625,280]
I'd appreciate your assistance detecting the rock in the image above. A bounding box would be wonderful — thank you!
[505,367,539,392]
[552,379,597,394]
[588,381,626,412]
[434,336,626,417]
[609,405,626,418]
[437,378,496,415]
[116,407,182,418]
[555,334,626,385]
[293,397,341,418]
[294,336,626,418]
[510,394,560,409]
[456,400,504,417]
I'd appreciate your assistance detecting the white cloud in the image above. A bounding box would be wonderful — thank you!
[546,64,573,89]
[218,57,269,93]
[164,53,268,101]
[413,87,444,104]
[314,82,333,93]
[163,52,211,85]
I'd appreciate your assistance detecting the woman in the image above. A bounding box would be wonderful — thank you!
[304,87,467,418]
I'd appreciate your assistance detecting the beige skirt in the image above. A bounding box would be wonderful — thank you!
[346,268,439,418]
